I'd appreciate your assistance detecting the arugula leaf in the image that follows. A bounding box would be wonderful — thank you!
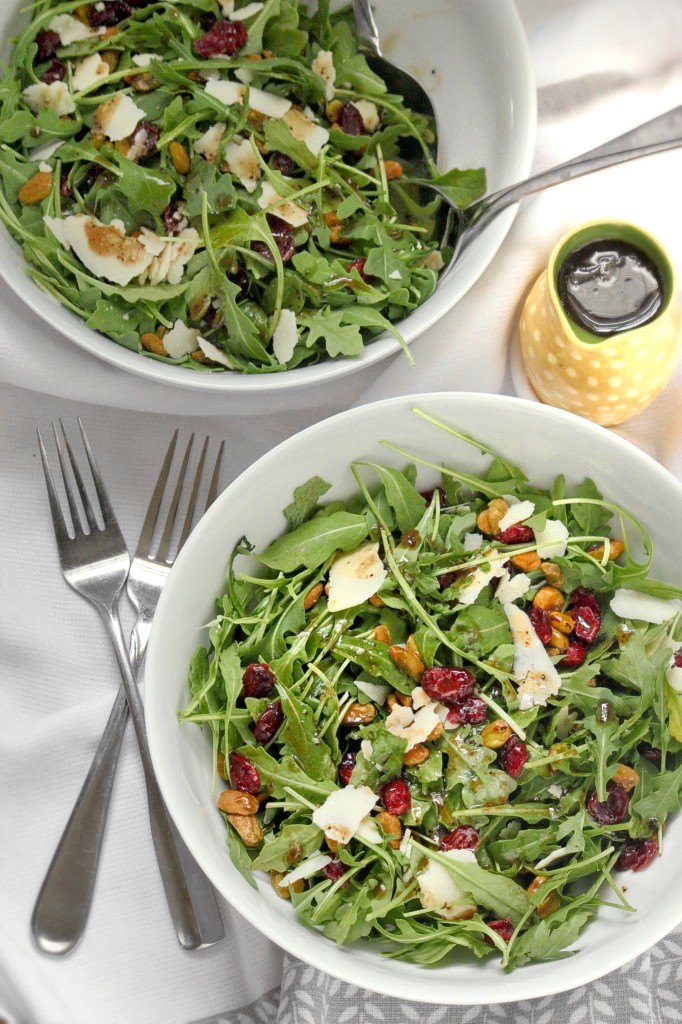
[283,475,332,530]
[251,823,323,871]
[278,688,334,782]
[629,761,682,823]
[427,167,487,208]
[260,511,368,571]
[358,463,425,533]
[423,847,533,924]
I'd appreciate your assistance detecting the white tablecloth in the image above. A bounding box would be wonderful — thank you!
[2,2,681,1022]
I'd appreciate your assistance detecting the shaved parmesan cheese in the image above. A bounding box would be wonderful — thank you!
[504,603,562,710]
[421,250,444,272]
[272,308,298,364]
[257,182,309,226]
[312,785,378,845]
[38,162,52,174]
[29,139,63,162]
[205,78,292,119]
[72,53,110,92]
[311,48,336,100]
[495,571,531,604]
[610,589,679,625]
[205,78,245,107]
[197,336,234,368]
[193,123,226,164]
[360,739,374,760]
[353,98,380,132]
[162,320,200,358]
[95,94,145,142]
[668,664,682,693]
[131,53,160,68]
[282,108,329,156]
[547,784,564,799]
[326,541,386,612]
[137,227,199,286]
[535,847,570,871]
[458,548,507,605]
[417,851,477,920]
[534,519,569,558]
[284,109,326,153]
[411,686,430,710]
[221,135,261,191]
[229,1,264,17]
[356,680,389,706]
[44,214,152,286]
[399,828,412,856]
[462,532,483,552]
[49,13,103,45]
[278,853,331,888]
[218,0,235,11]
[356,815,381,844]
[498,500,535,532]
[23,82,75,117]
[385,702,441,751]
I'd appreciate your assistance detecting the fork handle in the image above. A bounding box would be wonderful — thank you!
[100,606,224,950]
[31,685,128,954]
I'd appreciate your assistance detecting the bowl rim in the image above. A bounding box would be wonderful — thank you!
[0,0,536,394]
[146,391,682,1004]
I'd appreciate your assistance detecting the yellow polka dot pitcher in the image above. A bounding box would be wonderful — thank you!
[519,221,680,426]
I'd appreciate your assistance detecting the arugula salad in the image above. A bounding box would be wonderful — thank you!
[0,0,484,373]
[180,410,682,969]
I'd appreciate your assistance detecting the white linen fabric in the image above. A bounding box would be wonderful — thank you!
[1,2,681,1023]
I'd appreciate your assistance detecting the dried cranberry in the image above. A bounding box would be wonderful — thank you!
[193,20,247,58]
[441,825,480,851]
[420,667,476,707]
[323,860,349,886]
[379,778,411,816]
[568,587,600,617]
[336,102,366,136]
[437,570,460,591]
[615,838,659,872]
[242,663,276,698]
[162,201,188,236]
[228,268,250,300]
[486,918,514,943]
[446,698,487,726]
[88,1,132,27]
[80,164,103,194]
[496,525,534,545]
[40,59,66,84]
[252,701,283,744]
[497,735,528,779]
[572,605,600,644]
[420,486,446,505]
[345,257,372,282]
[60,172,73,200]
[639,743,662,765]
[127,121,160,161]
[252,213,295,263]
[529,606,552,646]
[273,152,297,176]
[229,753,261,794]
[559,641,587,668]
[674,652,682,668]
[586,784,630,825]
[34,30,60,62]
[338,751,356,786]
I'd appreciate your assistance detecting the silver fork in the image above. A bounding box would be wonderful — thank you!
[32,422,225,955]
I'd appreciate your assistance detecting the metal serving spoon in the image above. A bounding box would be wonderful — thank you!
[433,106,682,270]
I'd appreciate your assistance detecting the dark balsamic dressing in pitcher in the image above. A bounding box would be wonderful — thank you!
[558,239,663,337]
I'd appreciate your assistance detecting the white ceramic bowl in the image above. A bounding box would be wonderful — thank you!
[0,1,535,395]
[146,393,682,1004]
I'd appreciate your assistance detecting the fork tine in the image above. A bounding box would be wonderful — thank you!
[37,430,72,546]
[156,434,194,563]
[50,422,81,535]
[134,430,179,558]
[205,440,224,512]
[77,418,118,529]
[176,437,208,552]
[56,420,99,533]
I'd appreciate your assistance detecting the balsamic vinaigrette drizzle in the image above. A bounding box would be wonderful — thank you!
[557,239,664,337]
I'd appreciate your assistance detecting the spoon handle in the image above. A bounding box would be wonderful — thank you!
[471,105,682,235]
[351,0,382,56]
